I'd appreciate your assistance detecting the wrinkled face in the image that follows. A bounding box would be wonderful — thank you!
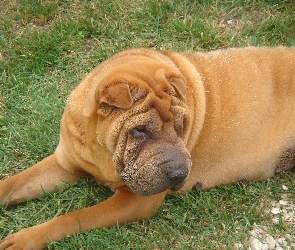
[95,56,192,196]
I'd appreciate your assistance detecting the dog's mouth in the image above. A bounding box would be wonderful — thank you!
[118,146,191,196]
[120,163,189,196]
[170,181,186,192]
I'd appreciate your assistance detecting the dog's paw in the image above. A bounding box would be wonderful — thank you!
[0,226,48,250]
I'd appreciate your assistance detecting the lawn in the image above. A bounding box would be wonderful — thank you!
[0,0,294,249]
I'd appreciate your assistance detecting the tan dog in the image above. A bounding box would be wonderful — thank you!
[0,47,295,249]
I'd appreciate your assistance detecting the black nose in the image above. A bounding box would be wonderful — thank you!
[167,168,188,185]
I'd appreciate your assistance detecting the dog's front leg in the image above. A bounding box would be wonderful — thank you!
[0,187,167,250]
[0,154,79,205]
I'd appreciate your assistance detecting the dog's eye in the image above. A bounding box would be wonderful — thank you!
[130,126,148,141]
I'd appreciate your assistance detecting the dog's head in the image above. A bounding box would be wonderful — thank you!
[93,49,192,196]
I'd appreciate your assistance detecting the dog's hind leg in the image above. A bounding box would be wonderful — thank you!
[275,145,295,174]
[0,154,79,205]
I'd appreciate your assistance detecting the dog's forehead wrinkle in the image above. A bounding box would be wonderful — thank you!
[147,94,173,122]
[102,64,180,124]
[114,61,175,93]
[127,108,162,131]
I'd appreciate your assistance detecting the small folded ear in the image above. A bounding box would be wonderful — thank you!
[155,68,187,100]
[98,82,133,109]
[167,73,187,100]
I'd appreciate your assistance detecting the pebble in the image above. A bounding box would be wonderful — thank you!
[271,207,280,214]
[268,239,277,249]
[233,243,243,250]
[279,200,289,206]
[261,243,269,250]
[271,217,279,224]
[249,239,263,250]
[285,234,294,242]
[282,185,288,191]
[278,238,287,246]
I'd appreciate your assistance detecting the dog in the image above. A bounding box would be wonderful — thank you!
[0,47,294,249]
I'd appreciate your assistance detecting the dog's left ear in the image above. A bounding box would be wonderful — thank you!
[155,69,187,100]
[98,82,133,109]
[167,73,187,100]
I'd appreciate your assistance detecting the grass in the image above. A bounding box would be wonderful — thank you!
[0,0,294,249]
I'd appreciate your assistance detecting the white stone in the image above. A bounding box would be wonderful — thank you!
[264,236,275,243]
[233,243,243,250]
[271,207,280,214]
[250,239,263,250]
[284,212,293,221]
[268,239,277,250]
[279,200,289,206]
[272,218,280,224]
[285,234,294,242]
[278,238,287,247]
[282,185,289,191]
[281,194,288,199]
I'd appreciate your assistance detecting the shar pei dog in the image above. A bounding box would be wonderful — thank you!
[0,47,295,249]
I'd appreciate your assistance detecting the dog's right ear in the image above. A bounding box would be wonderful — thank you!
[99,82,133,109]
[96,82,133,116]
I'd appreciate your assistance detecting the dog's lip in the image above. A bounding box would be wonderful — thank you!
[169,181,185,192]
